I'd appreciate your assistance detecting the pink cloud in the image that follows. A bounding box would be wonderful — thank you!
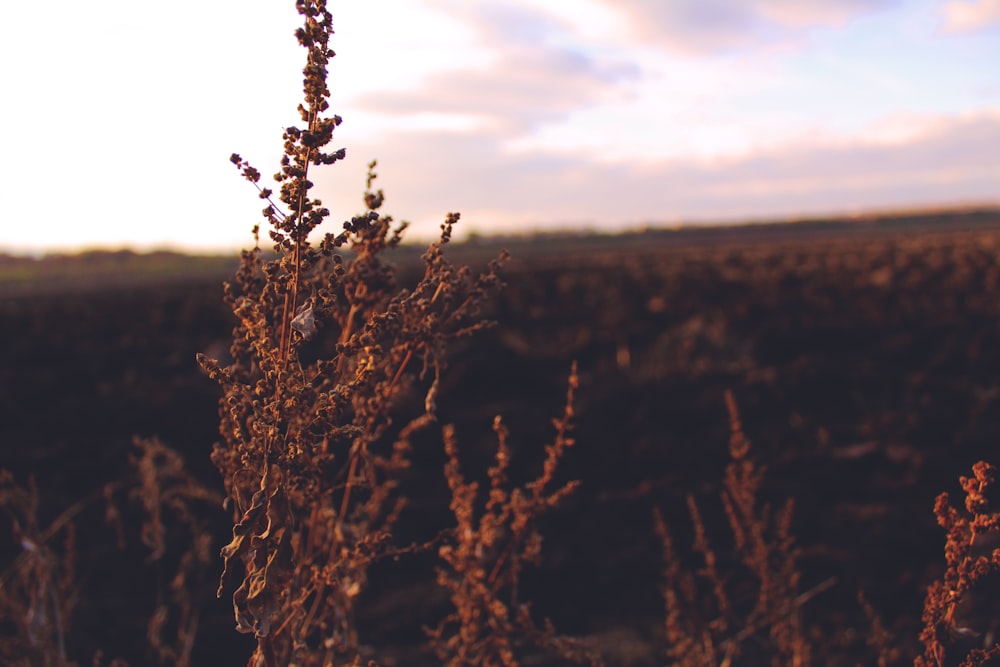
[605,0,898,53]
[943,0,1000,32]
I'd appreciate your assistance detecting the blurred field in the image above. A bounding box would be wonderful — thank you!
[3,207,1000,664]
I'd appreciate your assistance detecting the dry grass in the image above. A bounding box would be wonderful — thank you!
[428,363,601,667]
[653,390,825,667]
[0,471,77,666]
[0,438,220,667]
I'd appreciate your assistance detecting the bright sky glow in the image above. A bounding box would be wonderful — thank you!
[0,0,998,253]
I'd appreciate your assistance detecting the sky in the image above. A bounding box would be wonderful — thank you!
[1,0,999,254]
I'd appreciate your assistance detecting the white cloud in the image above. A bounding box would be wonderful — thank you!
[502,54,794,164]
[853,108,1000,146]
[943,0,1000,32]
[328,1,496,105]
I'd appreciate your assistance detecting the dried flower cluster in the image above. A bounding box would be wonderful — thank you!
[916,461,1000,667]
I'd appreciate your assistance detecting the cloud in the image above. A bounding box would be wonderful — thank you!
[751,0,898,26]
[512,0,632,42]
[608,1,763,52]
[943,0,1000,32]
[607,0,897,53]
[353,51,633,133]
[350,3,639,134]
[316,111,1000,239]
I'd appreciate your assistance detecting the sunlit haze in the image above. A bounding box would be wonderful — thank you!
[1,0,999,254]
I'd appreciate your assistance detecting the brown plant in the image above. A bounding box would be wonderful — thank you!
[654,390,828,667]
[128,437,223,667]
[0,438,220,667]
[428,362,602,667]
[859,588,901,667]
[0,471,77,667]
[198,1,505,664]
[916,461,1000,667]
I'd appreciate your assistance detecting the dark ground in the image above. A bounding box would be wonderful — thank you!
[3,210,1000,665]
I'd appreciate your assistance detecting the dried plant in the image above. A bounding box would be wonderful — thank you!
[859,589,900,667]
[0,471,78,667]
[428,362,602,667]
[0,438,220,667]
[128,437,223,667]
[654,390,827,667]
[197,1,505,664]
[916,461,1000,667]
